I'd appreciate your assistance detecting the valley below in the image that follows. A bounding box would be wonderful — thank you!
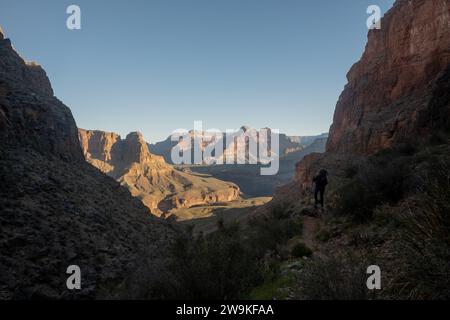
[78,127,327,230]
[176,197,271,234]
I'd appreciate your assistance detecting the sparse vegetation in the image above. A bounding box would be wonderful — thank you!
[247,204,303,256]
[291,142,450,300]
[161,222,262,299]
[248,274,295,300]
[428,131,448,146]
[294,252,373,300]
[150,202,307,299]
[315,228,332,242]
[389,161,450,299]
[344,165,358,179]
[336,146,413,222]
[291,242,313,258]
[129,142,450,300]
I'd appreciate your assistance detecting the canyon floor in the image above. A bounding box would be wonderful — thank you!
[176,197,272,234]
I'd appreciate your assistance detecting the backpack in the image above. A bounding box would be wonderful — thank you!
[314,174,328,188]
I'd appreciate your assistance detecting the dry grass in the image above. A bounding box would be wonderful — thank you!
[389,162,450,299]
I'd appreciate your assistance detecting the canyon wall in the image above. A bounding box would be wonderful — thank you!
[0,34,82,161]
[327,0,450,155]
[0,28,175,299]
[294,0,450,187]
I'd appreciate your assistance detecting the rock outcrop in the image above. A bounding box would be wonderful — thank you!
[0,33,79,158]
[0,28,175,299]
[327,0,450,155]
[79,129,240,216]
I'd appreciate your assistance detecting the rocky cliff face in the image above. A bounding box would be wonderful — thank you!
[292,0,450,188]
[0,28,175,299]
[327,0,450,155]
[0,32,81,161]
[79,129,240,217]
[78,130,169,179]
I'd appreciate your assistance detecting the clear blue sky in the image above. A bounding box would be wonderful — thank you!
[0,0,394,142]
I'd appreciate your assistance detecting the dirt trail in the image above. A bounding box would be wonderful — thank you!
[302,212,321,249]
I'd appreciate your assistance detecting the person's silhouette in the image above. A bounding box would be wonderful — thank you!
[313,169,328,209]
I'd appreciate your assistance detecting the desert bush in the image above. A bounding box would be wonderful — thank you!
[271,203,290,219]
[295,252,372,300]
[164,222,262,299]
[291,242,313,258]
[428,131,448,146]
[374,141,417,160]
[154,202,305,299]
[344,165,358,179]
[336,154,412,223]
[395,142,417,156]
[390,162,450,299]
[315,228,332,242]
[247,209,303,257]
[248,217,299,256]
[166,210,305,299]
[336,181,374,222]
[348,229,385,247]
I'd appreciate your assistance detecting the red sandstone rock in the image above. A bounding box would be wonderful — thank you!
[79,129,240,216]
[290,0,450,194]
[327,0,450,155]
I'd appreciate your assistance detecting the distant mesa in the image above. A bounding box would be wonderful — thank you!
[182,131,328,197]
[149,126,328,165]
[79,129,240,217]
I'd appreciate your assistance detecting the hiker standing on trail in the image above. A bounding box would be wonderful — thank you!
[313,169,328,209]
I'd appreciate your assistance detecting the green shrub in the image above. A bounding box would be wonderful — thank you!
[271,203,290,219]
[294,252,372,300]
[336,181,374,222]
[290,218,303,235]
[336,153,412,223]
[248,274,295,300]
[428,132,448,146]
[348,229,384,247]
[247,209,303,256]
[291,242,313,258]
[248,218,293,255]
[161,207,307,299]
[162,222,262,299]
[395,142,417,156]
[344,165,358,179]
[315,228,332,242]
